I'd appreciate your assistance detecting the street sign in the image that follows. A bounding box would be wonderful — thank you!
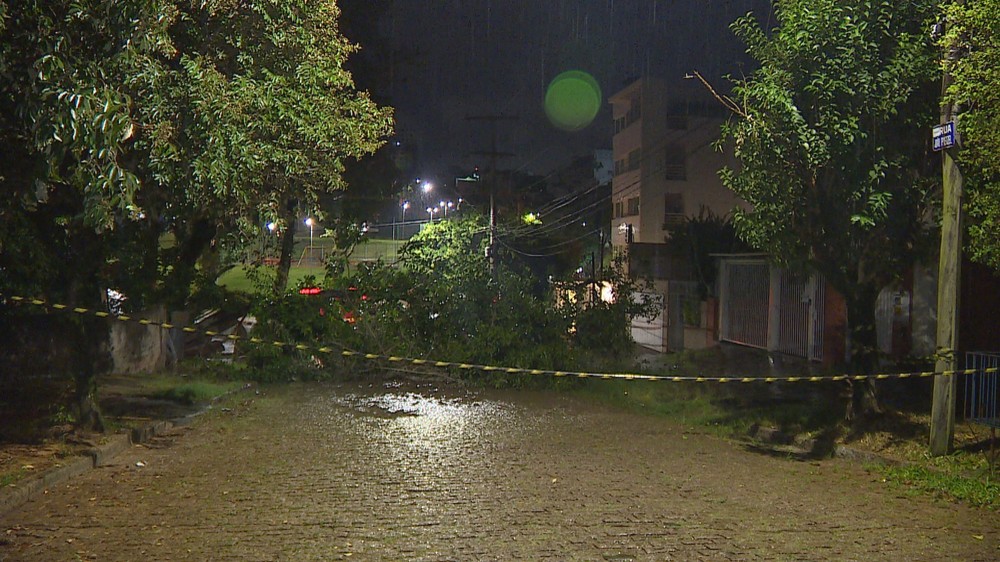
[933,121,956,151]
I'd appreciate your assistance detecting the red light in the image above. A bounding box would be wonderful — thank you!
[298,287,322,295]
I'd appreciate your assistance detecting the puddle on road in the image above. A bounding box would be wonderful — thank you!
[332,391,472,419]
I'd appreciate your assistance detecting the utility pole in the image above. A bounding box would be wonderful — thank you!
[467,114,517,272]
[930,9,965,456]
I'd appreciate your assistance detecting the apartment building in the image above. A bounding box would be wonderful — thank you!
[609,77,742,251]
[609,77,744,352]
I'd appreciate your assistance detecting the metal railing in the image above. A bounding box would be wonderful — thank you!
[965,351,1000,428]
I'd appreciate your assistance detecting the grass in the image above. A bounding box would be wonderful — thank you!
[216,236,405,293]
[0,470,23,488]
[873,460,1000,509]
[216,265,326,293]
[579,346,846,438]
[148,380,245,405]
[578,376,844,438]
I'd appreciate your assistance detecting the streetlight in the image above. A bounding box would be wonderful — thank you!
[262,222,277,262]
[422,181,433,195]
[398,201,410,240]
[304,217,315,250]
[427,206,437,222]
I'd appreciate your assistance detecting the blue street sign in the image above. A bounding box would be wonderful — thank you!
[933,121,956,152]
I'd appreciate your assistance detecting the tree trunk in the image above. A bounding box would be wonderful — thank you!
[165,217,217,309]
[71,316,106,433]
[273,199,298,295]
[844,288,884,422]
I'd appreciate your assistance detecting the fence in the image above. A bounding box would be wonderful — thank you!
[718,259,825,361]
[965,352,1000,428]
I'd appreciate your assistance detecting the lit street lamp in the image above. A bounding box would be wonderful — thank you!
[304,217,315,249]
[262,222,277,261]
[398,201,410,240]
[427,206,437,222]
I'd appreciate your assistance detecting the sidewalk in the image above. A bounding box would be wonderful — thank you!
[0,374,248,517]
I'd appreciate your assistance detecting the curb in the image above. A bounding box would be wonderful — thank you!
[0,420,175,518]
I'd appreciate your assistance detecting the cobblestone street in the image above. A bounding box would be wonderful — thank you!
[1,381,997,561]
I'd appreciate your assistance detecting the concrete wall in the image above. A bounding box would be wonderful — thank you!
[109,306,169,374]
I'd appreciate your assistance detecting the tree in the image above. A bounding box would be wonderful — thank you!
[146,0,392,297]
[720,0,941,417]
[0,0,178,430]
[942,0,1000,271]
[0,0,390,430]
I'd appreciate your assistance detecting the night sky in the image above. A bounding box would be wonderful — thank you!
[348,0,772,182]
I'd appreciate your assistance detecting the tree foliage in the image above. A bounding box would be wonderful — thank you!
[0,0,391,429]
[942,0,1000,270]
[721,0,941,411]
[247,214,661,383]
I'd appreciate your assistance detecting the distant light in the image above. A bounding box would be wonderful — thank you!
[422,182,434,193]
[402,201,410,210]
[305,217,314,226]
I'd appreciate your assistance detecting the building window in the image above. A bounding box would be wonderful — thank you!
[613,116,627,134]
[663,193,684,229]
[664,144,686,181]
[614,201,623,219]
[627,148,641,172]
[626,197,640,216]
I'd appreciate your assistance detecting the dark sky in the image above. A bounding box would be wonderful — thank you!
[348,0,771,182]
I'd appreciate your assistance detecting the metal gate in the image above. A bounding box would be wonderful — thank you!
[965,352,1000,428]
[718,258,825,361]
[719,260,769,349]
[774,270,825,360]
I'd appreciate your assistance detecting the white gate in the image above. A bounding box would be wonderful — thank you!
[719,260,769,349]
[631,291,666,353]
[718,258,825,361]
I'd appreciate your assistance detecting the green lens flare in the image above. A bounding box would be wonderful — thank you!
[544,70,602,132]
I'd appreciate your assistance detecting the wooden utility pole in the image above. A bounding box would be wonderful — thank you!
[467,114,517,272]
[930,10,965,456]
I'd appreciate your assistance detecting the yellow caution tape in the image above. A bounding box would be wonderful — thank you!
[5,295,998,383]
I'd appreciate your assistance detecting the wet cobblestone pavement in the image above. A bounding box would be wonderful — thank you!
[1,381,997,561]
